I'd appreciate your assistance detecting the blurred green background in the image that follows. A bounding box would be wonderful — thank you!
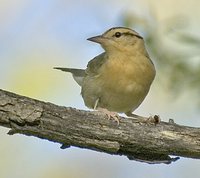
[0,0,200,178]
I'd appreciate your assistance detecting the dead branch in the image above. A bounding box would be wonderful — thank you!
[0,89,200,164]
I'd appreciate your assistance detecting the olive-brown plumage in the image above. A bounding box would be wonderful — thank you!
[54,27,156,120]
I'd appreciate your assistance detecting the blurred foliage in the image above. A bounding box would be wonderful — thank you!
[121,11,200,102]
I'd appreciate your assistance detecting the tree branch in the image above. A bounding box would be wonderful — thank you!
[0,89,200,164]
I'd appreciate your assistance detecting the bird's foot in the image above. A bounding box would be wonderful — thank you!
[97,108,120,125]
[126,112,160,125]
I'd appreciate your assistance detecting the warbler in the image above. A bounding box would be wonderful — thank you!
[54,27,156,123]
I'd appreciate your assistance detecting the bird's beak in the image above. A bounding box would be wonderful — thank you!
[87,35,105,44]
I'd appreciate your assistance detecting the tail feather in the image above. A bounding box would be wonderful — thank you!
[54,67,85,86]
[54,67,85,76]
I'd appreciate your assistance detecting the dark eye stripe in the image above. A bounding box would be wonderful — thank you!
[112,32,143,39]
[123,32,143,39]
[112,32,122,38]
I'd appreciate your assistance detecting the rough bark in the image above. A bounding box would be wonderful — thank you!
[0,89,200,164]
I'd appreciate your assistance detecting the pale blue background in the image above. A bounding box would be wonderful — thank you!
[0,1,200,178]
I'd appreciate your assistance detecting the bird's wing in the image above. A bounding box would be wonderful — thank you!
[54,52,107,85]
[86,52,107,76]
[54,67,86,86]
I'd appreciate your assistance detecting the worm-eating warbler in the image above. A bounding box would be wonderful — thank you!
[54,27,156,123]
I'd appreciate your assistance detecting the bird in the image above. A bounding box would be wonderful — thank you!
[54,27,156,124]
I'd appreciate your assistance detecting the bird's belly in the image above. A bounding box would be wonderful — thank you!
[82,75,150,113]
[99,80,148,112]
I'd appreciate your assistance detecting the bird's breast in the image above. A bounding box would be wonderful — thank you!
[97,57,154,93]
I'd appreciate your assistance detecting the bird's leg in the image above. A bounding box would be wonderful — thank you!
[93,98,99,110]
[93,99,120,125]
[125,112,160,125]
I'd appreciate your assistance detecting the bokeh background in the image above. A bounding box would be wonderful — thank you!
[1,0,200,178]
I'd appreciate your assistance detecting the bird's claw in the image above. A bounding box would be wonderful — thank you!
[135,115,161,125]
[126,112,160,125]
[97,108,120,125]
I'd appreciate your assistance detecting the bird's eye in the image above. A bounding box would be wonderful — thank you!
[114,32,121,38]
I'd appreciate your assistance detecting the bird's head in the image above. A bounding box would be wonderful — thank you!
[87,27,144,53]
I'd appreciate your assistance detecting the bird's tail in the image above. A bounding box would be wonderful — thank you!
[54,67,85,86]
